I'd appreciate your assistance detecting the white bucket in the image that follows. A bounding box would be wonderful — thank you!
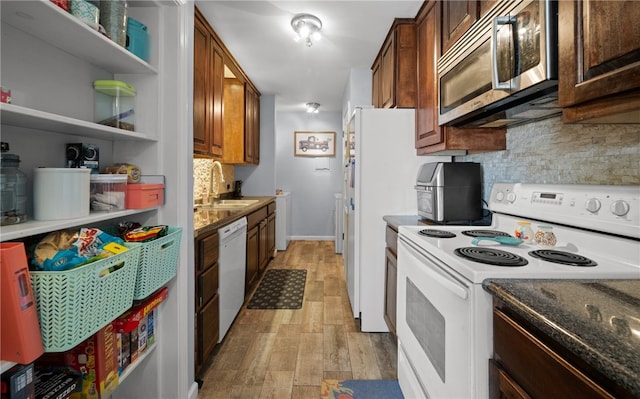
[33,168,91,220]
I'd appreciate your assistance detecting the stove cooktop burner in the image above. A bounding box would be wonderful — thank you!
[454,247,528,267]
[418,229,456,238]
[529,249,598,267]
[461,230,511,238]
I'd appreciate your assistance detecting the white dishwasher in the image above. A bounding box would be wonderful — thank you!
[218,217,247,342]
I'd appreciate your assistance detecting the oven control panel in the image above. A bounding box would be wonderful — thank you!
[489,183,640,239]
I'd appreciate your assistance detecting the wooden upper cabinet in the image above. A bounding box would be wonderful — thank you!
[193,14,211,155]
[558,0,640,123]
[441,0,478,55]
[415,0,505,155]
[194,7,261,162]
[194,9,224,157]
[371,19,416,108]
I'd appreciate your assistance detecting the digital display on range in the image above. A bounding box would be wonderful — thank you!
[540,193,556,199]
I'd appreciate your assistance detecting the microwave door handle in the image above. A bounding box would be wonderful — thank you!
[492,15,517,90]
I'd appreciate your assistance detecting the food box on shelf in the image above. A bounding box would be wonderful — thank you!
[113,287,168,333]
[1,363,35,399]
[125,175,165,209]
[36,323,119,399]
[93,80,135,131]
[29,246,140,352]
[90,174,127,211]
[33,366,82,399]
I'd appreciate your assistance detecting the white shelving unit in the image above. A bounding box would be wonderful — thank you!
[1,1,195,398]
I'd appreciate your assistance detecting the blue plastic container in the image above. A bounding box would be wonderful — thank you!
[126,17,150,62]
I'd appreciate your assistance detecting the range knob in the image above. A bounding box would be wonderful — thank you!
[495,191,505,201]
[585,198,601,213]
[610,200,630,217]
[506,192,517,203]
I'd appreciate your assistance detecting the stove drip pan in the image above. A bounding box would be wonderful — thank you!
[418,229,456,238]
[462,230,511,238]
[454,247,528,267]
[529,250,598,267]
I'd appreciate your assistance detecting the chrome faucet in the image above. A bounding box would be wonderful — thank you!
[211,160,225,198]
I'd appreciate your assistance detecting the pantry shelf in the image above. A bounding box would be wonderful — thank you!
[0,1,157,75]
[119,342,158,384]
[0,104,157,142]
[0,208,160,242]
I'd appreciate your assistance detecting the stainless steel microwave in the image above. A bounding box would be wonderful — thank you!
[437,0,561,128]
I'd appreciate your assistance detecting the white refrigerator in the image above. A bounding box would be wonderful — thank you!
[343,107,446,332]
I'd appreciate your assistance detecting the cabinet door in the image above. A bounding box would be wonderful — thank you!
[380,36,395,109]
[372,58,382,107]
[193,15,211,155]
[197,232,219,272]
[246,225,259,293]
[198,263,218,309]
[441,0,478,55]
[258,219,268,271]
[384,247,397,338]
[415,1,443,148]
[245,85,260,164]
[558,1,640,122]
[210,43,224,157]
[489,360,532,399]
[267,212,276,258]
[198,294,219,366]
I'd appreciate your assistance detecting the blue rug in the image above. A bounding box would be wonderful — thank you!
[321,379,404,399]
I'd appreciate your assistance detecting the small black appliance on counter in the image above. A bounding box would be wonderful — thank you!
[233,180,243,198]
[415,162,482,223]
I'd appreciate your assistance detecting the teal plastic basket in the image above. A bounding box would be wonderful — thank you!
[125,226,182,300]
[29,246,140,352]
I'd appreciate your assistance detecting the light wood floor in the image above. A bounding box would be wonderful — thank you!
[197,240,398,399]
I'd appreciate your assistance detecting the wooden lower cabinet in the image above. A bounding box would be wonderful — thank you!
[194,230,219,378]
[384,225,398,338]
[491,306,626,399]
[245,200,277,293]
[246,224,260,293]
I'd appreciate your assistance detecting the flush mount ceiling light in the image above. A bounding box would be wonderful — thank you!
[291,13,322,47]
[306,102,320,113]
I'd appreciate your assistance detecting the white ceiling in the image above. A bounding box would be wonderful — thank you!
[194,1,424,112]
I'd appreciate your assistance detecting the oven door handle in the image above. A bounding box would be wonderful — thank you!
[401,238,470,300]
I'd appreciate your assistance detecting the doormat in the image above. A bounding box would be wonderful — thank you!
[246,269,307,309]
[321,379,404,399]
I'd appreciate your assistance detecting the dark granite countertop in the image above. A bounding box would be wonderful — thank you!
[382,213,492,230]
[382,215,435,230]
[194,196,275,238]
[484,279,640,397]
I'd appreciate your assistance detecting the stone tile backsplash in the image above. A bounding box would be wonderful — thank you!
[193,158,235,201]
[458,116,640,200]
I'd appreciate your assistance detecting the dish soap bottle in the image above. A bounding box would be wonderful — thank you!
[0,142,28,225]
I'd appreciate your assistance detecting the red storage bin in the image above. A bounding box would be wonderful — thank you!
[125,183,164,209]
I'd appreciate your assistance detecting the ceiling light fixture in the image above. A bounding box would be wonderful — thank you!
[306,102,320,113]
[291,13,322,47]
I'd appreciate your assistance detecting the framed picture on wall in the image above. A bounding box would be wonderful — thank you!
[294,131,336,157]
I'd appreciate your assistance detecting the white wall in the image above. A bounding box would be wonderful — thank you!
[275,111,344,239]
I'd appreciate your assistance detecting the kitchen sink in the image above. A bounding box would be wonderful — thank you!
[195,199,259,210]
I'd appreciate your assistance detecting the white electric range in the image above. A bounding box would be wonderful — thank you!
[396,183,640,399]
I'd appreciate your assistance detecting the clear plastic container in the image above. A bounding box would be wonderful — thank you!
[0,143,27,225]
[99,0,128,47]
[90,174,128,211]
[94,80,136,131]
